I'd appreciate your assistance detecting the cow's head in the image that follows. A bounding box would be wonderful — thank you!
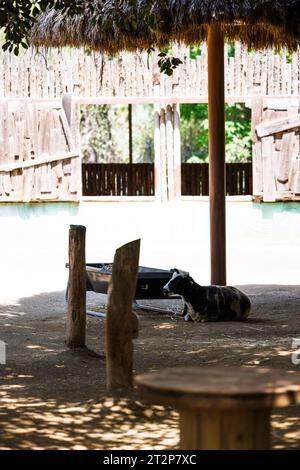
[163,269,192,296]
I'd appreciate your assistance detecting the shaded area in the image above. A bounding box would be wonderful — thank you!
[1,285,300,449]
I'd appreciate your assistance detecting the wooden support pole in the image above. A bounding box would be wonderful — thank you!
[106,239,140,390]
[154,104,162,201]
[66,225,86,348]
[128,103,133,164]
[173,103,182,199]
[208,25,226,286]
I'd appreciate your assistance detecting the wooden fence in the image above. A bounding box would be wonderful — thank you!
[1,44,300,99]
[253,97,300,202]
[181,163,252,196]
[82,163,155,196]
[0,99,81,202]
[82,162,252,197]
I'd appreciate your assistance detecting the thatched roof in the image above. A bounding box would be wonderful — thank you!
[30,1,300,52]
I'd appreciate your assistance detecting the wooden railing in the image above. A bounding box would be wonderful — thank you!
[181,163,252,196]
[82,163,155,196]
[82,162,252,197]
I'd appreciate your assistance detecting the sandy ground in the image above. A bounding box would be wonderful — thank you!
[1,285,300,450]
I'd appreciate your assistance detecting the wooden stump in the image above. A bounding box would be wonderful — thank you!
[135,366,300,450]
[106,239,140,390]
[66,224,86,348]
[180,408,270,450]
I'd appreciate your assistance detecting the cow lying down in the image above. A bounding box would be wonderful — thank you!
[163,269,251,322]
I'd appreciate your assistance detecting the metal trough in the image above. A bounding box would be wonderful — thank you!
[66,263,180,317]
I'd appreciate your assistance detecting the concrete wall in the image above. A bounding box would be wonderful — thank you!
[0,200,300,302]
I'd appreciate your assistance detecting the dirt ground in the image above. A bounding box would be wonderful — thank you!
[1,284,300,450]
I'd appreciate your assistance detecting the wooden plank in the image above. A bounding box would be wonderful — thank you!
[106,239,140,390]
[0,151,79,172]
[264,98,299,110]
[256,114,300,138]
[159,107,168,202]
[262,136,276,202]
[62,93,81,148]
[277,132,295,185]
[166,105,175,200]
[58,108,76,151]
[153,106,161,200]
[173,104,181,199]
[251,97,263,143]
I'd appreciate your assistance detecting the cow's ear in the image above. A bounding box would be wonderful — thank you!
[171,268,180,274]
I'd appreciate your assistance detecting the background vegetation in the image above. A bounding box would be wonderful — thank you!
[181,103,252,163]
[81,102,252,164]
[81,104,154,163]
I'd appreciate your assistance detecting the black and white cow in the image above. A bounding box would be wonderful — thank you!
[163,269,251,322]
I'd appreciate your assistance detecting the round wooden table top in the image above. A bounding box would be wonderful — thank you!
[135,367,300,410]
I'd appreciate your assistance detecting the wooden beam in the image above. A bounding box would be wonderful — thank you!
[173,104,182,199]
[277,132,295,184]
[0,151,79,172]
[106,239,140,390]
[256,114,300,138]
[263,97,299,111]
[76,95,271,106]
[166,105,175,200]
[66,225,86,348]
[208,24,226,286]
[262,137,276,202]
[59,109,76,151]
[128,104,133,164]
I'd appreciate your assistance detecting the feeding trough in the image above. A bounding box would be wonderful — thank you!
[66,263,181,317]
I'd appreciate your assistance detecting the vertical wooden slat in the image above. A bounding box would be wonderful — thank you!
[262,136,276,202]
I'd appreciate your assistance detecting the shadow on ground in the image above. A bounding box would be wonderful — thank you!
[0,285,300,449]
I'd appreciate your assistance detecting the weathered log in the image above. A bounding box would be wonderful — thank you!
[66,225,86,348]
[106,239,140,390]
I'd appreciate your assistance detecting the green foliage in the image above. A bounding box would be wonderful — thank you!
[0,1,83,55]
[80,104,154,164]
[131,105,154,162]
[180,104,209,162]
[157,51,183,76]
[227,42,235,58]
[181,103,252,163]
[189,45,202,60]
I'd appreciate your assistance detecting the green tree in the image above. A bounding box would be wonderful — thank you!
[180,103,251,163]
[81,104,154,164]
[0,1,83,54]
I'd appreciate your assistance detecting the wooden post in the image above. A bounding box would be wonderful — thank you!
[173,103,182,199]
[106,239,140,390]
[166,104,175,200]
[66,225,86,348]
[159,107,168,202]
[154,104,162,201]
[136,367,300,450]
[128,104,133,164]
[208,25,226,286]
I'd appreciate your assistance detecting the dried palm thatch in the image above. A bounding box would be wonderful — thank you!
[30,1,300,52]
